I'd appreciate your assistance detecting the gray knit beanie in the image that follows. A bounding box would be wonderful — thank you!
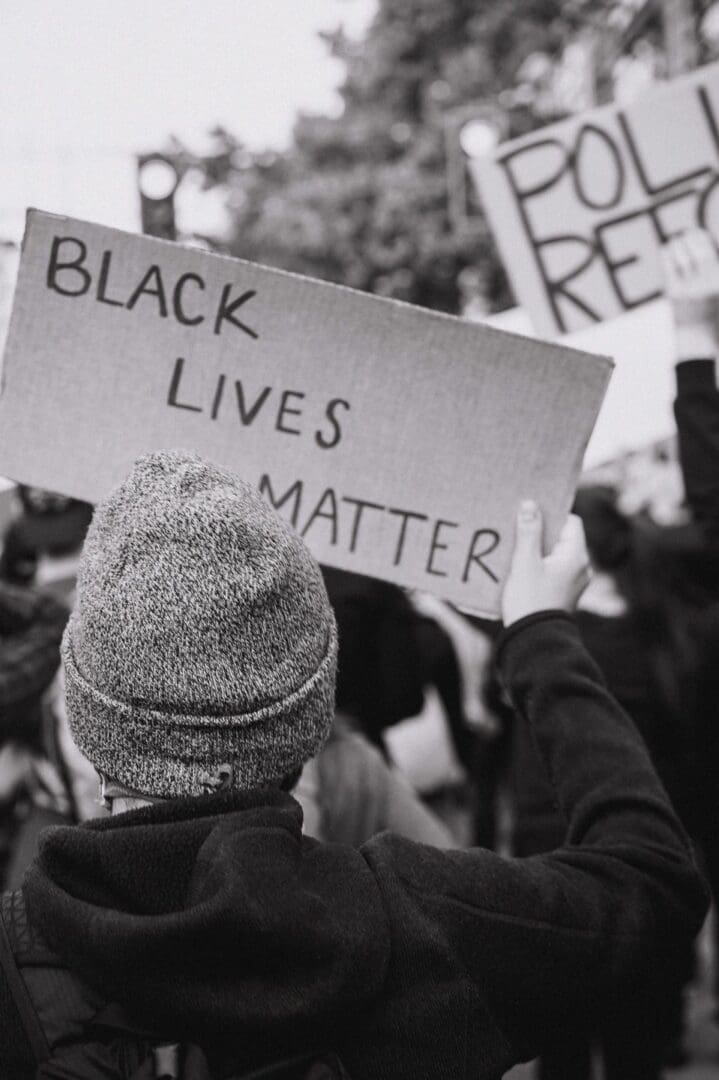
[62,450,337,798]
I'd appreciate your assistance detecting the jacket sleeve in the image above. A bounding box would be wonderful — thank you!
[674,358,719,529]
[362,613,709,1061]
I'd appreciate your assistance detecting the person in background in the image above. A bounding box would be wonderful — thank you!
[310,569,465,846]
[321,568,490,840]
[0,582,68,740]
[0,663,105,890]
[296,569,453,847]
[409,591,505,850]
[320,567,425,749]
[0,448,706,1080]
[0,487,92,588]
[295,715,454,848]
[0,580,68,884]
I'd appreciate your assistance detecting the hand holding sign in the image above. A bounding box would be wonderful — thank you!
[662,229,719,359]
[501,503,591,627]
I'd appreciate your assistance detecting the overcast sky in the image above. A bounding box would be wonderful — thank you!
[1,1,377,152]
[0,1,377,239]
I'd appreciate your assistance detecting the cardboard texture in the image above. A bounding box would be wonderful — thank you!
[470,62,719,336]
[0,211,612,615]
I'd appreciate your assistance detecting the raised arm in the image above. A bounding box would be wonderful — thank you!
[665,230,719,531]
[0,583,68,738]
[363,504,708,1066]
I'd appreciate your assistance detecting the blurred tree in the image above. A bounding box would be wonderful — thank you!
[199,0,624,313]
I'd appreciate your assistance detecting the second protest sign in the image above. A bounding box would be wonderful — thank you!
[471,61,719,336]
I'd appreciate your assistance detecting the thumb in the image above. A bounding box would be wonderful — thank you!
[512,500,543,565]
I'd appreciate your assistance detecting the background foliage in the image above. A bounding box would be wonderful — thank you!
[180,0,689,314]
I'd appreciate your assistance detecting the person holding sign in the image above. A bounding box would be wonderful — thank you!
[0,451,706,1080]
[586,231,719,1071]
[505,229,719,1079]
[660,227,719,1035]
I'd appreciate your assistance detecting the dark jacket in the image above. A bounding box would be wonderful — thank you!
[513,359,719,856]
[675,358,719,535]
[2,615,708,1079]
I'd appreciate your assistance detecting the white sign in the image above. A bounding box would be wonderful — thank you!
[471,63,719,335]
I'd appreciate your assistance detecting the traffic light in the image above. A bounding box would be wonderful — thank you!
[137,154,180,240]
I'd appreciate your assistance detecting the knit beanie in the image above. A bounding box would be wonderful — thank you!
[62,450,337,798]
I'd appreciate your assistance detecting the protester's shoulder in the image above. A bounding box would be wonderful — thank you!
[322,723,392,794]
[359,827,501,907]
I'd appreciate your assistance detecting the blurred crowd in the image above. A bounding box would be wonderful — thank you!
[2,233,719,1079]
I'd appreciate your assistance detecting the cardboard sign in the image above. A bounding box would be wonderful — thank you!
[0,211,612,615]
[471,63,719,336]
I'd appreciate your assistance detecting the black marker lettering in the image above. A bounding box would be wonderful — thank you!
[497,139,569,200]
[46,236,91,297]
[258,475,303,528]
[534,234,601,328]
[167,357,202,412]
[315,398,350,450]
[698,174,719,243]
[213,285,258,338]
[617,109,708,197]
[301,487,339,545]
[698,85,719,156]
[341,496,385,553]
[276,390,305,435]
[571,123,625,210]
[96,250,123,307]
[210,374,226,420]
[647,187,701,245]
[426,519,458,577]
[594,210,662,310]
[497,143,582,333]
[388,508,428,566]
[127,265,168,317]
[173,272,205,326]
[235,380,272,426]
[462,529,500,584]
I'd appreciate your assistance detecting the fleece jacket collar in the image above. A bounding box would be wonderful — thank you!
[23,788,390,1053]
